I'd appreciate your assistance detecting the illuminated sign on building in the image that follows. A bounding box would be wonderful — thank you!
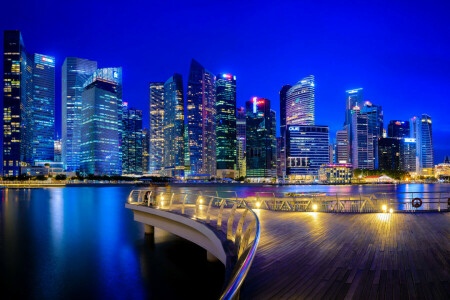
[404,138,416,143]
[113,71,118,79]
[41,56,54,63]
[222,74,232,79]
[252,97,257,113]
[288,126,300,131]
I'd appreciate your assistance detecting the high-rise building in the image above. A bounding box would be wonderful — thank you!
[122,104,143,175]
[31,54,56,163]
[378,138,400,171]
[62,57,97,172]
[336,129,350,164]
[411,115,433,173]
[54,138,62,162]
[163,74,184,178]
[387,120,410,139]
[285,125,329,181]
[2,31,56,176]
[345,88,364,126]
[286,76,315,126]
[329,143,334,164]
[142,128,149,174]
[216,73,236,178]
[245,97,276,179]
[80,68,123,175]
[184,126,191,178]
[276,137,284,178]
[351,107,374,170]
[149,82,165,175]
[236,107,246,178]
[360,102,383,169]
[279,84,292,139]
[400,138,417,173]
[187,59,216,177]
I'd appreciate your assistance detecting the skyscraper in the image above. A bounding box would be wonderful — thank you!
[149,82,165,175]
[400,138,417,173]
[387,120,410,139]
[2,31,56,176]
[279,84,292,139]
[335,129,350,164]
[122,104,143,175]
[163,74,184,178]
[142,128,149,174]
[31,54,56,163]
[286,76,315,126]
[236,107,246,178]
[360,102,383,169]
[378,138,400,171]
[54,138,62,162]
[351,107,374,170]
[411,114,433,173]
[62,57,97,172]
[216,73,236,178]
[80,68,123,175]
[245,97,276,179]
[345,88,364,126]
[187,59,216,177]
[285,125,330,181]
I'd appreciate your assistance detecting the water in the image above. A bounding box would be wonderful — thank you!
[0,184,448,299]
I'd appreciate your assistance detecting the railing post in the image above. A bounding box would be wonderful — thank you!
[181,194,187,214]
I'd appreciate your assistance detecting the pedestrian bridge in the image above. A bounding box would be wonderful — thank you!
[126,190,449,299]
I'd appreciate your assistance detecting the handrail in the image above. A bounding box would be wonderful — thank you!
[127,189,261,300]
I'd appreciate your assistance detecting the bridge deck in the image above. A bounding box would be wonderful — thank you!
[240,211,449,299]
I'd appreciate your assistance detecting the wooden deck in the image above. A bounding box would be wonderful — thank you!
[240,211,450,299]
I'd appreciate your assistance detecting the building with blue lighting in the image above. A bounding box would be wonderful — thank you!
[360,102,383,169]
[122,103,143,175]
[411,114,433,174]
[80,68,122,175]
[351,107,374,170]
[286,76,315,126]
[216,73,236,178]
[62,57,97,172]
[163,73,185,178]
[400,138,417,173]
[149,82,165,175]
[187,59,216,177]
[245,97,276,179]
[236,107,246,178]
[387,120,410,139]
[285,125,329,181]
[378,138,400,171]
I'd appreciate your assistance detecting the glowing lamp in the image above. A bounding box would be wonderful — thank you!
[382,205,387,212]
[312,204,318,211]
[256,202,261,208]
[389,208,393,213]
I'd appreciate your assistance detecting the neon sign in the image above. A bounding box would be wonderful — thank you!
[252,97,257,113]
[113,71,118,79]
[289,126,300,131]
[41,56,54,63]
[404,138,416,143]
[222,74,232,79]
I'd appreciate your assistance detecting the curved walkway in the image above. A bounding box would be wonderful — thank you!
[241,211,449,299]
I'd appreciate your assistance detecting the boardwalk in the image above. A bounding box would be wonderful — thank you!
[240,212,450,299]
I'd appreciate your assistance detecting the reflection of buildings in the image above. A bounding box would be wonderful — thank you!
[286,125,329,182]
[319,164,353,184]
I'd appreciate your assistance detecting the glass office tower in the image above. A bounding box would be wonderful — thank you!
[31,54,55,163]
[245,97,276,179]
[62,57,97,172]
[163,74,184,178]
[360,102,383,169]
[378,138,400,171]
[149,82,165,175]
[400,138,417,173]
[187,59,216,177]
[411,114,433,174]
[216,73,237,178]
[80,69,122,175]
[351,107,374,170]
[122,104,143,175]
[285,125,329,182]
[345,88,364,127]
[3,31,32,176]
[286,75,315,126]
[142,128,149,174]
[236,107,246,178]
[336,129,350,164]
[387,120,410,139]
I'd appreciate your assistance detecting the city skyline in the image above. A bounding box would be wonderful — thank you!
[1,1,448,164]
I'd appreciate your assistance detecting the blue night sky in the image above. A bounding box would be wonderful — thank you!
[1,0,449,164]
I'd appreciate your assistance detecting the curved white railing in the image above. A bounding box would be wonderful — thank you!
[127,190,260,300]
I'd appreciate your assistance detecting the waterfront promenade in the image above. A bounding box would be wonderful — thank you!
[241,211,449,299]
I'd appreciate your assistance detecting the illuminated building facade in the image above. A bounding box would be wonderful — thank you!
[388,120,410,139]
[142,128,149,174]
[345,88,364,127]
[400,138,417,173]
[360,102,383,169]
[149,82,165,175]
[245,98,276,179]
[411,114,433,174]
[319,164,353,184]
[286,75,315,126]
[31,54,56,163]
[236,107,246,178]
[351,108,374,170]
[80,68,122,175]
[286,125,329,181]
[122,104,143,175]
[54,138,62,162]
[378,138,400,171]
[62,57,97,172]
[187,59,216,177]
[336,129,350,164]
[216,73,236,178]
[163,73,184,178]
